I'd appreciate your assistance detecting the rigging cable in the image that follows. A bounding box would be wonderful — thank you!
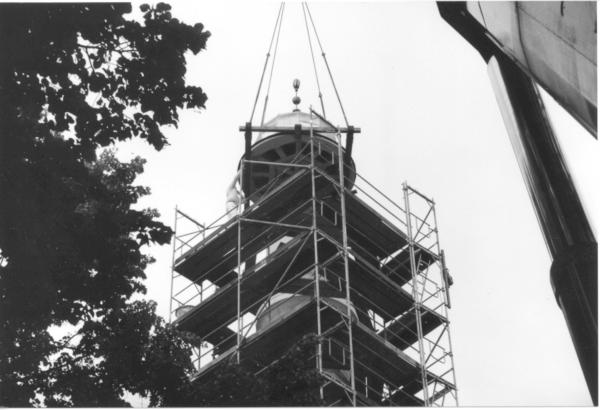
[260,3,286,125]
[304,2,349,127]
[302,2,326,118]
[249,3,285,124]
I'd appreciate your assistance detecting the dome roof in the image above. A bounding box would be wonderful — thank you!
[242,108,357,195]
[264,110,334,129]
[256,110,336,142]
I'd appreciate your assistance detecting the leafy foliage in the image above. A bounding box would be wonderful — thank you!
[258,334,325,406]
[41,300,196,407]
[184,335,324,406]
[0,3,324,406]
[0,2,209,406]
[0,3,209,159]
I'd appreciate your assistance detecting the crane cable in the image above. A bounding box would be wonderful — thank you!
[304,2,350,127]
[250,2,350,128]
[260,3,286,125]
[249,3,285,124]
[301,2,326,118]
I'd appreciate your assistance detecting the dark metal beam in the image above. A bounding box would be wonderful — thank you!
[488,54,597,405]
[238,125,361,133]
[243,122,252,200]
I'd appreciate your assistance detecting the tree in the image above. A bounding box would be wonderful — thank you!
[0,3,325,406]
[182,335,325,406]
[0,3,209,405]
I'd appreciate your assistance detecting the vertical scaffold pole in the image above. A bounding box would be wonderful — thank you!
[309,108,324,400]
[336,130,357,406]
[403,182,430,406]
[236,161,245,364]
[432,200,459,406]
[168,206,178,324]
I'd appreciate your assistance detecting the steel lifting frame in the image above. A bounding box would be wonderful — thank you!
[168,117,458,406]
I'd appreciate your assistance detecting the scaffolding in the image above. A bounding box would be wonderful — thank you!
[168,115,458,406]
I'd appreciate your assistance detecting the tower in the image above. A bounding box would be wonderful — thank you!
[169,83,458,405]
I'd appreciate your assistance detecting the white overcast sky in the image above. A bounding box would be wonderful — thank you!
[118,1,599,406]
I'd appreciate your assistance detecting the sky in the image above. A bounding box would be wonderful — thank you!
[117,1,599,406]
